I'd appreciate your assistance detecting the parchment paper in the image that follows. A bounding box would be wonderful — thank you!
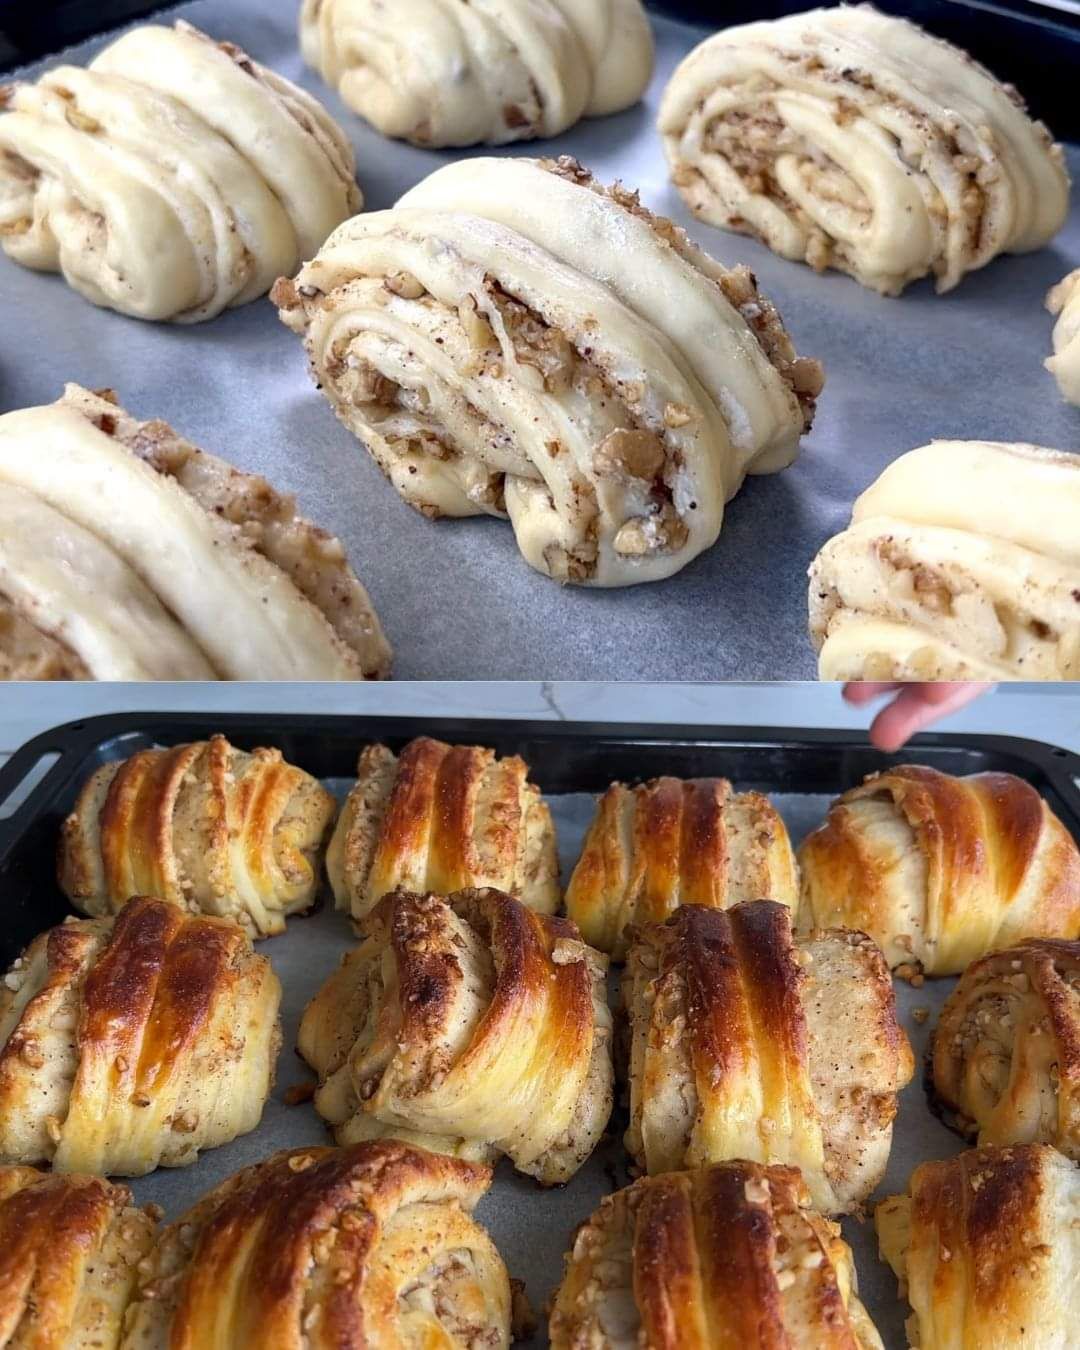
[118,781,957,1349]
[4,1,1078,678]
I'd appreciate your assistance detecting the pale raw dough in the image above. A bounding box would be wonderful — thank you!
[277,155,822,587]
[659,6,1069,295]
[1047,269,1080,405]
[0,385,391,680]
[808,440,1080,680]
[0,21,361,321]
[299,0,654,147]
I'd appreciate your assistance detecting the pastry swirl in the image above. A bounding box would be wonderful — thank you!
[0,897,281,1176]
[326,737,559,921]
[659,6,1069,295]
[798,765,1080,975]
[121,1140,511,1349]
[59,735,336,937]
[876,1144,1080,1350]
[0,385,391,681]
[298,887,613,1184]
[1047,269,1080,406]
[808,440,1080,681]
[565,774,798,958]
[932,939,1080,1157]
[300,0,654,147]
[0,1165,156,1350]
[0,21,360,322]
[275,155,822,587]
[550,1160,883,1349]
[624,902,913,1214]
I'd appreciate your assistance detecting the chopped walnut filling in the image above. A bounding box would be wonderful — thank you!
[0,594,91,679]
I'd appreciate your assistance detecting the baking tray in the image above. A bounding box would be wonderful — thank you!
[3,0,1079,680]
[2,710,1080,1347]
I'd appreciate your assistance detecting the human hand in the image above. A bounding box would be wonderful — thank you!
[842,682,995,752]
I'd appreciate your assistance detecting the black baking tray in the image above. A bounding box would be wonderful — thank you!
[2,709,1079,968]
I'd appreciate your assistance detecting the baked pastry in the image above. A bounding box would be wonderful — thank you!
[298,887,613,1184]
[327,737,559,920]
[798,765,1080,976]
[300,0,654,148]
[275,155,822,587]
[1047,269,1080,406]
[0,897,280,1176]
[808,440,1080,681]
[0,385,391,681]
[550,1160,884,1348]
[565,774,798,958]
[624,901,912,1214]
[0,21,360,321]
[0,1165,156,1348]
[659,7,1069,296]
[876,1144,1079,1349]
[121,1140,511,1349]
[59,734,336,937]
[931,939,1080,1157]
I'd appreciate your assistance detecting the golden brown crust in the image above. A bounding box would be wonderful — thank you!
[624,902,912,1213]
[875,1144,1078,1348]
[566,776,799,958]
[298,887,613,1184]
[550,1161,883,1349]
[58,734,337,937]
[0,1165,156,1349]
[122,1140,511,1350]
[0,897,281,1176]
[932,938,1080,1156]
[326,738,559,920]
[798,765,1080,975]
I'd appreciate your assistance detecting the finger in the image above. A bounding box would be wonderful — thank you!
[841,682,902,705]
[869,684,992,751]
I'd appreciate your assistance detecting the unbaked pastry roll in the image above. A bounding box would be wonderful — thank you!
[931,939,1080,1157]
[59,735,336,938]
[121,1140,511,1350]
[550,1160,884,1349]
[327,736,558,921]
[624,901,912,1214]
[659,7,1069,296]
[298,887,613,1184]
[275,155,822,587]
[0,1165,156,1349]
[565,774,798,958]
[808,440,1080,681]
[876,1144,1079,1349]
[0,384,391,681]
[798,765,1080,976]
[0,21,360,322]
[1046,270,1080,406]
[0,897,280,1177]
[300,0,654,147]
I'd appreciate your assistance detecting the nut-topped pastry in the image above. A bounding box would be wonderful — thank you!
[876,1144,1080,1349]
[326,736,559,921]
[0,21,360,321]
[0,385,391,681]
[565,774,798,958]
[301,0,654,147]
[799,765,1080,975]
[660,7,1069,295]
[624,902,913,1214]
[298,887,613,1185]
[276,155,822,587]
[59,735,336,937]
[0,1165,157,1349]
[121,1141,513,1349]
[550,1160,884,1348]
[931,939,1080,1157]
[0,897,281,1176]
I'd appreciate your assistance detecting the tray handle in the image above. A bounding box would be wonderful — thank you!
[0,723,101,857]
